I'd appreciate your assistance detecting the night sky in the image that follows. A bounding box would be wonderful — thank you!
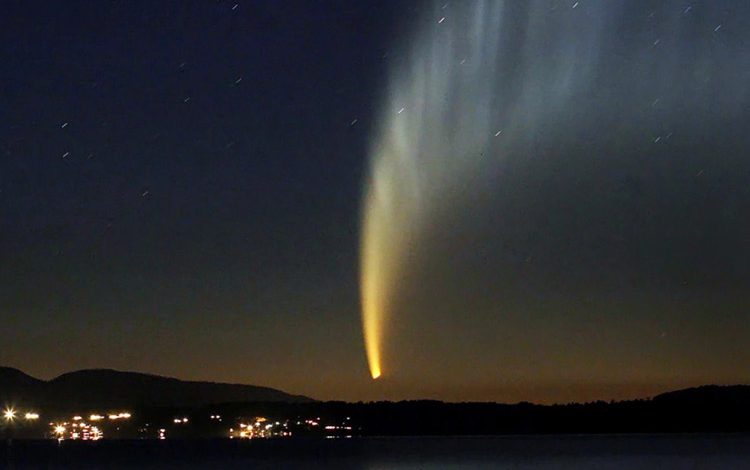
[2,0,750,404]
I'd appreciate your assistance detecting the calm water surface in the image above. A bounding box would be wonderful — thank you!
[3,434,750,469]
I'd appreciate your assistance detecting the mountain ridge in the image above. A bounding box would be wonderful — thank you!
[0,366,314,408]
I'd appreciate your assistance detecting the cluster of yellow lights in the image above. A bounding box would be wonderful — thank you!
[51,421,102,441]
[41,411,130,441]
[230,417,291,439]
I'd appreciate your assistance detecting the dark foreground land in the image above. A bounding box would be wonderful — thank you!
[3,434,750,469]
[6,385,750,439]
[3,367,750,438]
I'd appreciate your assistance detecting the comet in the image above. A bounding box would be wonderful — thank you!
[361,0,508,379]
[360,0,687,379]
[360,0,513,380]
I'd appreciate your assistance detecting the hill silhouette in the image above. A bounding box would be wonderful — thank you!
[0,367,313,409]
[0,367,44,401]
[2,367,750,435]
[652,384,750,405]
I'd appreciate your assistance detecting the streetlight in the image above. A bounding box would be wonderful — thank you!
[4,407,18,468]
[3,408,15,422]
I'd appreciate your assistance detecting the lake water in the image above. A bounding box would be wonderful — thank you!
[3,434,750,469]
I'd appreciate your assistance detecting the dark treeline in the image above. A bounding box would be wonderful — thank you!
[4,366,750,437]
[142,385,750,436]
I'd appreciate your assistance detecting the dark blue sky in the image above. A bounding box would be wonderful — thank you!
[2,0,750,403]
[1,0,405,400]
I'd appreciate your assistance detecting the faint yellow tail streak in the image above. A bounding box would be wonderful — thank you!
[360,141,415,380]
[360,173,388,380]
[360,210,381,378]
